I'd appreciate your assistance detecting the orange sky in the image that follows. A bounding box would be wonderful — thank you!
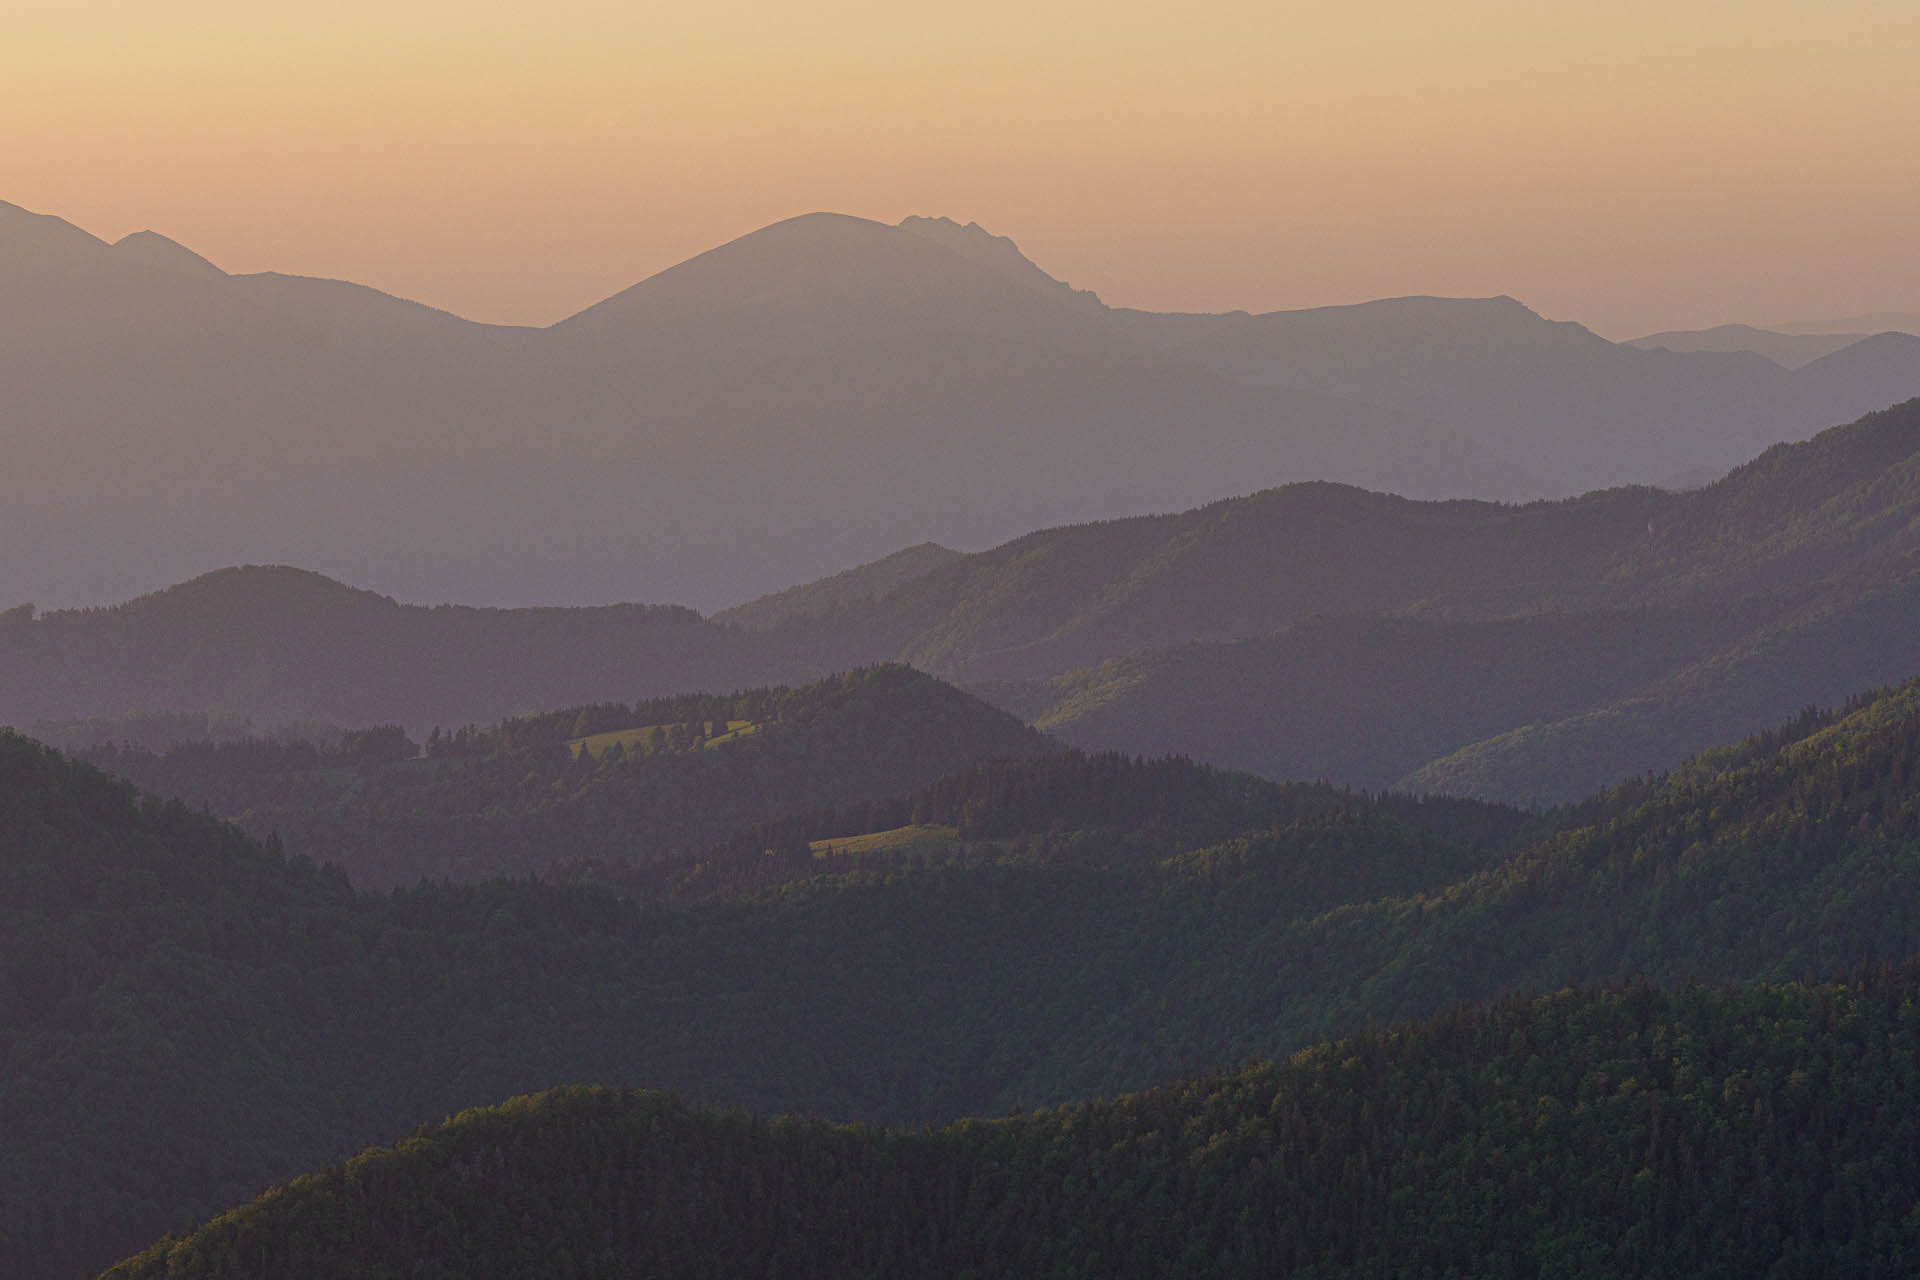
[8,0,1918,337]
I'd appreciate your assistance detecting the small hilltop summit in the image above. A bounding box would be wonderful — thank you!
[110,229,225,276]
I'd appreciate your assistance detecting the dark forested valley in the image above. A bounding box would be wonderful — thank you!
[11,669,1920,1275]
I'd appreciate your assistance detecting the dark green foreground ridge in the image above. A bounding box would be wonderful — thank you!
[111,977,1920,1279]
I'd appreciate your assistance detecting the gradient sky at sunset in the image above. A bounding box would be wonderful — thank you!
[9,0,1917,336]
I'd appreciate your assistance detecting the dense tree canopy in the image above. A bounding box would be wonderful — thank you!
[12,679,1920,1276]
[109,977,1920,1278]
[74,665,1053,887]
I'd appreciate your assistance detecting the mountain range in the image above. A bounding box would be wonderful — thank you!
[11,397,1920,808]
[15,172,1920,1280]
[8,197,1920,612]
[1627,323,1877,369]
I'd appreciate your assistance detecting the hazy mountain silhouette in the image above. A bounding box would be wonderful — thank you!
[0,199,104,271]
[1772,311,1920,336]
[15,399,1920,780]
[1626,323,1866,369]
[0,565,765,733]
[992,399,1920,801]
[772,481,1669,682]
[106,229,225,277]
[1786,332,1920,423]
[8,198,1919,611]
[1105,295,1920,488]
[0,202,1529,611]
[714,541,964,630]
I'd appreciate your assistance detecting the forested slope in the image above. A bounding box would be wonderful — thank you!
[1409,572,1920,804]
[110,978,1920,1279]
[1009,398,1920,801]
[712,541,963,629]
[1017,601,1779,790]
[770,480,1670,682]
[75,665,1052,887]
[0,734,1509,1278]
[17,679,1920,1276]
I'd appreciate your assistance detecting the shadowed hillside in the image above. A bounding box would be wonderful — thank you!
[15,680,1920,1276]
[109,977,1920,1279]
[76,665,1055,888]
[12,402,1920,810]
[713,541,964,630]
[982,399,1920,800]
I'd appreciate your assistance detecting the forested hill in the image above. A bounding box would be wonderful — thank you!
[1015,601,1781,791]
[987,398,1920,801]
[0,727,1515,1278]
[109,976,1920,1279]
[0,565,771,733]
[564,747,1534,905]
[712,541,964,630]
[74,665,1054,888]
[762,479,1671,682]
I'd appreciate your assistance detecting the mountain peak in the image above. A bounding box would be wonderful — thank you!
[896,215,1100,304]
[110,229,225,277]
[555,210,1101,334]
[0,198,108,270]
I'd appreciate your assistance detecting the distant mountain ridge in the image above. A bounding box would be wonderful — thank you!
[7,196,1919,610]
[1626,323,1869,369]
[714,541,965,630]
[1773,310,1920,336]
[12,400,1920,809]
[0,564,754,733]
[994,398,1920,802]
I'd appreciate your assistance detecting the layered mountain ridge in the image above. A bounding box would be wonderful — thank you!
[8,197,1918,611]
[10,398,1920,805]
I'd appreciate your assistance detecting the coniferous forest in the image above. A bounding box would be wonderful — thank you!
[10,669,1920,1274]
[108,977,1920,1279]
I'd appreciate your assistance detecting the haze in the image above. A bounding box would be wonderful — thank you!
[10,0,1919,337]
